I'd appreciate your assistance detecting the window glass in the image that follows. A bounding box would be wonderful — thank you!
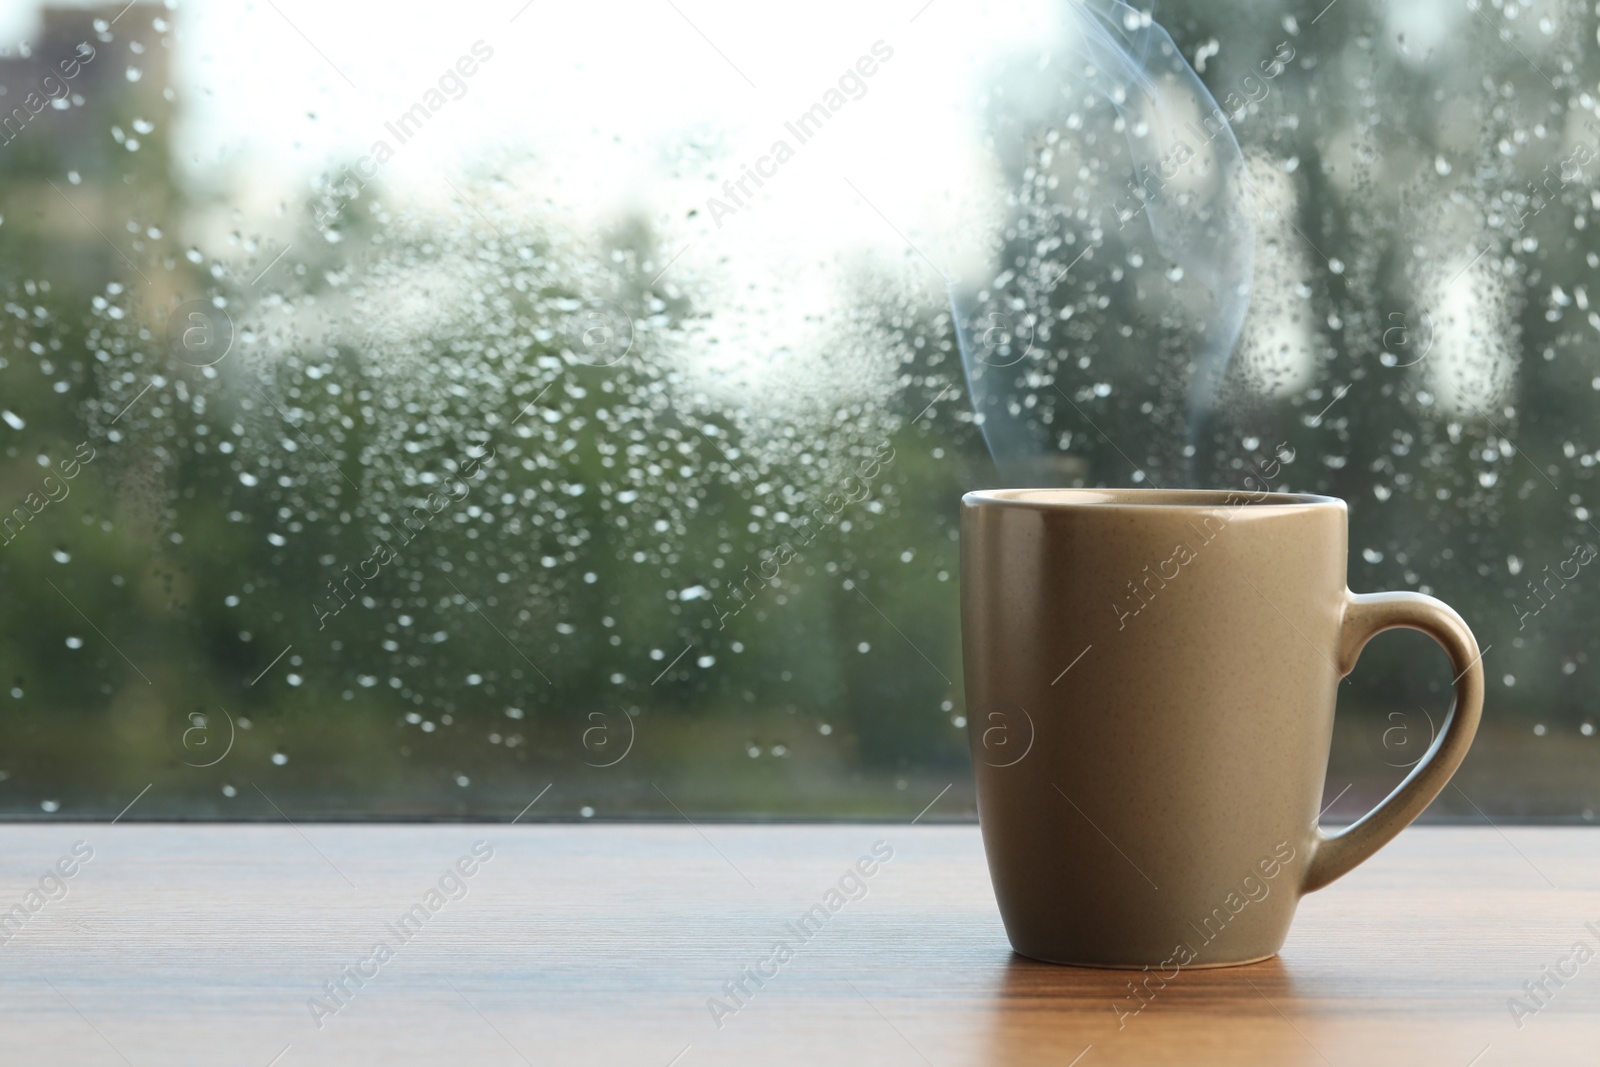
[0,0,1591,819]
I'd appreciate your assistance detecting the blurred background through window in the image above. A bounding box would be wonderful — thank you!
[0,0,1594,819]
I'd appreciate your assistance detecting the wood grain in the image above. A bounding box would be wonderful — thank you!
[0,824,1594,1066]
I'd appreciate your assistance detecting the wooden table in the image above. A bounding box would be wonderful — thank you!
[0,824,1593,1065]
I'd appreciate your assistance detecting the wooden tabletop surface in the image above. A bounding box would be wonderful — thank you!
[0,823,1594,1066]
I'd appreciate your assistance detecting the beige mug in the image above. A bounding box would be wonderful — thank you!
[960,488,1483,968]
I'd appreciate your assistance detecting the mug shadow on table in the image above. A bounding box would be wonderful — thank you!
[980,952,1325,1065]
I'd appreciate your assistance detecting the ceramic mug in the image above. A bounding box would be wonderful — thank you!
[960,488,1483,968]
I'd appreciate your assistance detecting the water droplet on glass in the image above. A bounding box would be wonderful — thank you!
[271,751,288,765]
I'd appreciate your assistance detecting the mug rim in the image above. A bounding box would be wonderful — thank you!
[962,487,1345,511]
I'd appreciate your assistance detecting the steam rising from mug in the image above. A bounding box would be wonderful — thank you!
[951,0,1254,484]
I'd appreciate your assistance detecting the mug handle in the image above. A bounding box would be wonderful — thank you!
[1302,591,1485,893]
